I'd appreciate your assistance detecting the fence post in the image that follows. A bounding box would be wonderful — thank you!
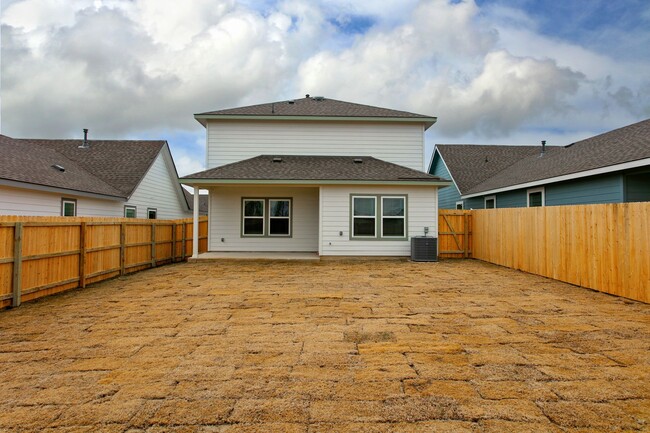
[120,222,126,276]
[181,222,186,261]
[79,222,87,288]
[12,223,23,308]
[464,214,469,258]
[151,223,156,267]
[171,224,177,262]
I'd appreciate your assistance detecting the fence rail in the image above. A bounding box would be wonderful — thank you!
[0,216,208,309]
[471,203,649,304]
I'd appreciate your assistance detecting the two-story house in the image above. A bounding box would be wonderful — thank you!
[180,96,451,257]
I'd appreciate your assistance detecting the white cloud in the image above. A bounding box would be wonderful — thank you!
[1,0,648,173]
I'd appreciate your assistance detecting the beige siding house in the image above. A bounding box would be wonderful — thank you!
[0,133,191,219]
[181,96,450,257]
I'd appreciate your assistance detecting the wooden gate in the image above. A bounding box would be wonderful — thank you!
[438,210,472,258]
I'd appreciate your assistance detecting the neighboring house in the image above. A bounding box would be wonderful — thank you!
[0,132,191,218]
[181,95,451,257]
[183,189,209,215]
[430,118,650,209]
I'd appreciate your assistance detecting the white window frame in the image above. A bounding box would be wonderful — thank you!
[61,198,76,217]
[484,195,496,209]
[455,201,464,210]
[527,187,545,207]
[147,208,157,219]
[268,198,291,237]
[380,196,406,238]
[352,195,377,238]
[124,205,137,218]
[242,199,265,237]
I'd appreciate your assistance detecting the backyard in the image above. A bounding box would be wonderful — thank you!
[0,259,648,432]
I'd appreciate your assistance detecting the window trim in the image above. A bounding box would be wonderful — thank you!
[380,196,406,238]
[351,195,377,238]
[242,198,265,237]
[350,194,408,241]
[527,187,545,207]
[268,199,292,237]
[241,198,293,238]
[484,195,496,209]
[455,201,464,210]
[61,198,77,217]
[124,205,137,218]
[147,208,157,219]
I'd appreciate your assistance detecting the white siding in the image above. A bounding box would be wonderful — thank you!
[0,150,190,219]
[208,186,318,252]
[206,121,424,171]
[320,185,438,256]
[125,151,191,219]
[0,185,123,216]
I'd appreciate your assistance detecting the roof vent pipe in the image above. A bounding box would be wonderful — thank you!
[79,129,89,149]
[541,140,546,155]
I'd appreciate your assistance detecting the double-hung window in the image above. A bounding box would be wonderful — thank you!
[381,197,406,238]
[243,199,265,236]
[242,198,291,237]
[352,196,377,237]
[269,199,291,236]
[351,195,407,239]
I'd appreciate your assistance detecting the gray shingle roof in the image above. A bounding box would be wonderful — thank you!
[196,96,436,128]
[183,189,209,215]
[182,155,448,184]
[435,118,650,196]
[463,118,650,195]
[0,134,167,199]
[434,144,561,194]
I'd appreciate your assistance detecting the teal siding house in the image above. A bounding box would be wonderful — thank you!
[429,119,650,209]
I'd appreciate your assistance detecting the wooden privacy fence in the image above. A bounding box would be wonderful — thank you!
[438,210,472,258]
[471,203,649,303]
[0,216,208,309]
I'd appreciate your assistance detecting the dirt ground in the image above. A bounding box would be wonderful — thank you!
[0,259,648,433]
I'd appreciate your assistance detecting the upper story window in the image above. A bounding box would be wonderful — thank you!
[456,201,464,210]
[484,196,496,209]
[147,208,157,219]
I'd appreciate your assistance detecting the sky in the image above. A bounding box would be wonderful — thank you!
[1,0,649,175]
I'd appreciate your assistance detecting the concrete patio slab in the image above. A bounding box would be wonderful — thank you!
[0,259,648,432]
[190,251,320,261]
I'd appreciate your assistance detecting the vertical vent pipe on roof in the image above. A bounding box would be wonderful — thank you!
[540,140,546,156]
[79,128,89,149]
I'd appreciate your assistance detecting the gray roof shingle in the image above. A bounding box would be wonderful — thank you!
[434,144,561,194]
[435,118,650,196]
[182,155,448,184]
[183,189,209,215]
[196,96,436,128]
[0,134,167,199]
[463,118,650,195]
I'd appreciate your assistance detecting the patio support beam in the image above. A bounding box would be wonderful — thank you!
[192,185,199,258]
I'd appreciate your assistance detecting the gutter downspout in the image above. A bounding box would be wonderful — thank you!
[192,186,200,259]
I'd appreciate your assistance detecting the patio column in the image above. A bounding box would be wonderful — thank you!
[192,185,199,258]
